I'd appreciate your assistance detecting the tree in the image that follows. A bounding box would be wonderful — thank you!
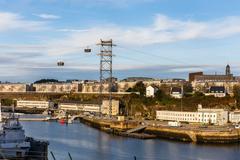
[1,99,14,106]
[233,85,240,107]
[193,91,204,97]
[131,81,146,96]
[183,84,193,93]
[155,89,166,100]
[34,79,59,84]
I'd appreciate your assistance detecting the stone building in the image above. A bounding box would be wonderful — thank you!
[190,65,239,95]
[33,83,79,93]
[0,83,30,92]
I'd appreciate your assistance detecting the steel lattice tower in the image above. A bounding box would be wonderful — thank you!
[97,39,115,116]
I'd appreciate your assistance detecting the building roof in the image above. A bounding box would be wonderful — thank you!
[171,87,182,93]
[195,74,234,82]
[147,85,158,89]
[209,86,225,93]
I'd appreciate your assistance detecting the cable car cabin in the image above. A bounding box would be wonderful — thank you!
[84,48,91,53]
[57,61,64,66]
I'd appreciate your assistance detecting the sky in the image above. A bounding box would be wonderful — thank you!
[1,0,240,82]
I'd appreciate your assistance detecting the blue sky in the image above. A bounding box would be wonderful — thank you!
[1,0,240,82]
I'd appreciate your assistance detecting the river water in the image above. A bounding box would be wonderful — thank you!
[21,121,240,160]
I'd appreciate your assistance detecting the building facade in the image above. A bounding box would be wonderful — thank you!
[59,103,84,111]
[0,83,29,92]
[170,87,183,99]
[189,72,203,83]
[17,100,50,109]
[146,86,158,97]
[190,65,239,95]
[204,86,226,97]
[33,83,79,93]
[59,100,119,115]
[156,108,228,125]
[101,100,119,116]
[229,111,240,123]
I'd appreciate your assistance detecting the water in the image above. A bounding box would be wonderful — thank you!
[21,121,240,160]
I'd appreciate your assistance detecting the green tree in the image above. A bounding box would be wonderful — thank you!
[193,91,204,97]
[127,81,146,96]
[233,85,240,107]
[1,99,14,106]
[155,89,166,100]
[34,79,59,84]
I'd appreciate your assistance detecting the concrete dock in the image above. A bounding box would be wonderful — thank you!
[79,116,240,143]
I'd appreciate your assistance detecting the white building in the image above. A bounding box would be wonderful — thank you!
[83,104,100,113]
[59,103,99,112]
[229,111,240,123]
[17,100,50,109]
[170,87,183,99]
[59,100,119,115]
[146,86,158,97]
[204,86,226,97]
[59,103,84,111]
[156,107,228,125]
[198,108,228,125]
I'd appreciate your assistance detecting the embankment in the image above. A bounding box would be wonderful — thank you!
[80,117,240,143]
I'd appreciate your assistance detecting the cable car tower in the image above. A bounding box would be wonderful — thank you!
[97,39,116,117]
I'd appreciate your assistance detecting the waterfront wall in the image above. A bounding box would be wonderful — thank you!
[79,116,240,144]
[145,127,240,143]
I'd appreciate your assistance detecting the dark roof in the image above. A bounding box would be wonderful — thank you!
[209,86,225,93]
[171,87,182,93]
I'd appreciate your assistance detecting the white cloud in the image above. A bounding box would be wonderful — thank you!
[34,13,60,20]
[2,13,240,74]
[2,13,240,55]
[0,12,47,32]
[41,14,240,55]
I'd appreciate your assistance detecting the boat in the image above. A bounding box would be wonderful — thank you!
[0,113,30,159]
[0,112,49,159]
